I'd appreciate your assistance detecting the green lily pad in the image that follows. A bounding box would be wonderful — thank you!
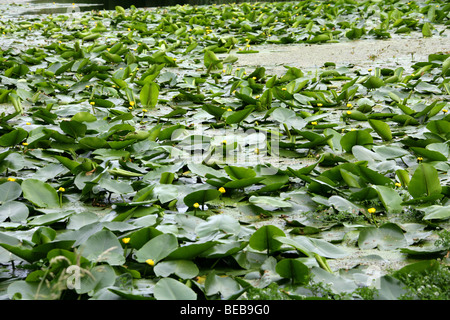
[154,277,197,300]
[21,179,60,209]
[358,223,407,250]
[275,258,310,284]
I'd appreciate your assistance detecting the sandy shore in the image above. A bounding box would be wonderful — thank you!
[233,31,450,74]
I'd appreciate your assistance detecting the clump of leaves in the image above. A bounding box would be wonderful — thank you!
[241,283,292,300]
[395,263,450,300]
[313,208,361,225]
[434,230,450,251]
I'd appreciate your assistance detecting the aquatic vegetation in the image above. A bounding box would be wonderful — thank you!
[0,0,448,300]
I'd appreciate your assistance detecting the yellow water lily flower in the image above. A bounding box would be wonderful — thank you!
[122,238,130,244]
[145,259,155,266]
[219,187,226,194]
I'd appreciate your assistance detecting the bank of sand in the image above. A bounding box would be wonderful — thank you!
[233,32,450,75]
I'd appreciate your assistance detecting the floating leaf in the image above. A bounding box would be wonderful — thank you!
[421,205,450,221]
[195,215,241,238]
[183,189,221,207]
[0,128,28,147]
[0,201,29,222]
[249,196,292,211]
[422,22,432,37]
[408,163,442,199]
[154,260,199,279]
[140,82,159,109]
[135,233,178,264]
[363,76,384,89]
[368,119,392,141]
[372,185,403,214]
[225,106,254,125]
[249,225,285,254]
[0,181,22,204]
[275,259,310,284]
[340,130,373,152]
[21,179,60,208]
[60,120,87,139]
[79,230,125,265]
[154,278,197,300]
[358,223,407,250]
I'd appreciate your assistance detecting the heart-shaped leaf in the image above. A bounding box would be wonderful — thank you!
[408,163,442,199]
